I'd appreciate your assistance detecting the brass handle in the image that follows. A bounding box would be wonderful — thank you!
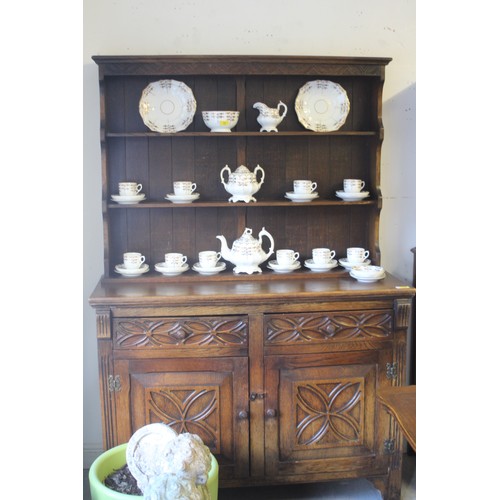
[238,410,249,420]
[266,408,277,418]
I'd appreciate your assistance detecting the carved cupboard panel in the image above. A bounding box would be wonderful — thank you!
[264,349,392,478]
[113,356,250,480]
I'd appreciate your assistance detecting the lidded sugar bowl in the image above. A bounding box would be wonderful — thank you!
[220,164,265,203]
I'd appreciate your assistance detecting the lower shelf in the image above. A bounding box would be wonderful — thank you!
[105,265,352,283]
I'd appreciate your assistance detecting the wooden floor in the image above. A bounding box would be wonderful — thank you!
[83,453,416,499]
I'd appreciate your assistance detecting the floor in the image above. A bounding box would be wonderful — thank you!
[83,452,415,499]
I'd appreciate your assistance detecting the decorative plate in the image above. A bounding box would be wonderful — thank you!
[295,80,350,132]
[139,79,196,133]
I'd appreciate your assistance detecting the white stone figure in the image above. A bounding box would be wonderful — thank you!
[126,424,212,500]
[143,473,209,500]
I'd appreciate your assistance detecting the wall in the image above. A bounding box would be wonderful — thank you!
[83,0,416,466]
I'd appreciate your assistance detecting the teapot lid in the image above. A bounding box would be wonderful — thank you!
[233,228,260,250]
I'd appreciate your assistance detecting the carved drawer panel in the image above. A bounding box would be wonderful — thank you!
[112,315,248,350]
[264,310,393,345]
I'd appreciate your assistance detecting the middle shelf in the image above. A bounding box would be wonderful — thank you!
[108,199,379,209]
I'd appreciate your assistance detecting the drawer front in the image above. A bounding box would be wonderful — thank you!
[264,310,393,346]
[112,315,248,351]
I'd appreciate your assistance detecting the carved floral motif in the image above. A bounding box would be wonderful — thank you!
[148,388,219,453]
[295,381,363,447]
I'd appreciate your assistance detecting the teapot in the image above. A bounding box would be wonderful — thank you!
[220,164,265,203]
[253,101,288,132]
[216,227,274,274]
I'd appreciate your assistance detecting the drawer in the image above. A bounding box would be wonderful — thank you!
[264,310,393,346]
[112,315,248,351]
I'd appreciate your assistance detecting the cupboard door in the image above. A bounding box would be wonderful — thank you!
[113,356,249,480]
[264,350,391,479]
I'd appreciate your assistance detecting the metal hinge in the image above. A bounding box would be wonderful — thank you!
[108,375,122,392]
[249,392,265,401]
[384,438,395,454]
[386,362,398,380]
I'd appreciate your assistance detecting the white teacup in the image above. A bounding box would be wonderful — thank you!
[174,181,197,196]
[347,247,370,263]
[164,252,188,268]
[119,182,142,196]
[312,247,336,264]
[276,249,300,267]
[123,252,145,269]
[199,250,221,268]
[293,180,317,194]
[343,179,365,193]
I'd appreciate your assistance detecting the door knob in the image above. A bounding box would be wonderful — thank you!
[238,410,249,420]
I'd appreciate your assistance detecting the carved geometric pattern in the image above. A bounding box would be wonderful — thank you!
[99,61,385,78]
[147,387,220,453]
[265,312,392,344]
[114,316,248,348]
[96,309,111,339]
[394,298,412,328]
[295,381,363,447]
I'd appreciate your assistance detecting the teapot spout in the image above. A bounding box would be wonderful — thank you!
[216,235,230,260]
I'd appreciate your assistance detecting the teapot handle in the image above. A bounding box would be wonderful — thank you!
[220,165,231,185]
[259,227,275,259]
[278,101,288,118]
[254,164,265,186]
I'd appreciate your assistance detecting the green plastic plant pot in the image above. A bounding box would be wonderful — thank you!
[89,443,219,500]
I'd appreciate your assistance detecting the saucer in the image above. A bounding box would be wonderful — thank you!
[154,262,189,276]
[192,262,226,276]
[304,258,338,272]
[339,257,371,270]
[335,190,369,202]
[111,193,146,205]
[285,191,319,202]
[267,259,301,273]
[115,263,149,277]
[349,270,386,283]
[165,193,200,204]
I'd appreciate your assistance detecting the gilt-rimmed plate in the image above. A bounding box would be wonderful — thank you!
[295,80,350,132]
[139,79,196,133]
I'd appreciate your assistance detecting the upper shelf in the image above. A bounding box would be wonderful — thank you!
[106,131,379,138]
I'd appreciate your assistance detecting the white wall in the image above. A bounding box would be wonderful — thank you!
[83,0,416,466]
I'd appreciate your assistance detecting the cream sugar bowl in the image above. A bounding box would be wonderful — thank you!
[220,164,265,203]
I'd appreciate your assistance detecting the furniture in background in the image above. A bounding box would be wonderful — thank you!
[378,385,416,452]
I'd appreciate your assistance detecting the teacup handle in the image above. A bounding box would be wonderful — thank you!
[136,184,143,194]
[360,181,365,190]
[191,183,197,193]
[181,256,188,265]
[363,250,370,259]
[293,252,300,262]
[216,252,221,262]
[330,250,336,260]
[311,182,318,192]
[140,255,146,264]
